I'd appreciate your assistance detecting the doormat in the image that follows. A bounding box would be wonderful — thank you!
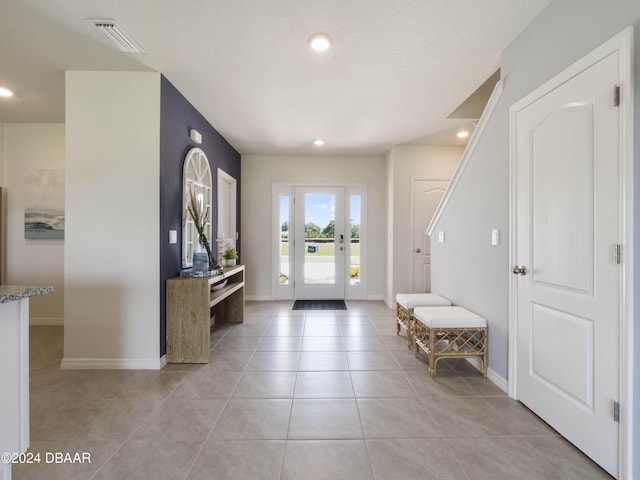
[292,300,347,311]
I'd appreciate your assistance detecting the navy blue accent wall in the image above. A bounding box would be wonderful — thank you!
[159,75,241,357]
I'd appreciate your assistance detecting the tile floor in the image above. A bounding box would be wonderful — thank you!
[14,301,611,480]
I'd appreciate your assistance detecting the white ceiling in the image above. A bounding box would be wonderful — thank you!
[0,0,551,155]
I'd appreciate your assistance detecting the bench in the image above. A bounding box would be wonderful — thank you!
[412,306,487,378]
[395,293,451,349]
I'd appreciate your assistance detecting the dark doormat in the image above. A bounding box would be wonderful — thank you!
[292,299,347,311]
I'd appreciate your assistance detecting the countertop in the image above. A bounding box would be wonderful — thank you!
[0,285,54,304]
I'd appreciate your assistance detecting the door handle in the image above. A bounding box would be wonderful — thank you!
[415,248,422,253]
[512,265,527,275]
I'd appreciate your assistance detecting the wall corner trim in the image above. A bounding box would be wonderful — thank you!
[426,80,504,236]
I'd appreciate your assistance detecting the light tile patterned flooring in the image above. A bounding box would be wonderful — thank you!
[15,301,611,480]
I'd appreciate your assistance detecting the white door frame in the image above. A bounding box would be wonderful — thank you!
[508,27,634,478]
[409,177,449,292]
[271,183,367,300]
[217,168,237,254]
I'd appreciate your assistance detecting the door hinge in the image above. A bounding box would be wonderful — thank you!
[614,85,620,107]
[614,244,622,265]
[613,401,620,423]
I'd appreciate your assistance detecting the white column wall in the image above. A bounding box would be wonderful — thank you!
[63,71,161,369]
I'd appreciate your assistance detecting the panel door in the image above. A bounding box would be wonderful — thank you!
[412,180,448,293]
[294,187,345,299]
[513,51,620,476]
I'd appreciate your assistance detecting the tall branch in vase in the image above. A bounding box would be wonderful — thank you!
[187,187,221,272]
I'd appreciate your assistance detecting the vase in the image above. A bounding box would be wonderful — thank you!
[225,259,236,267]
[192,242,209,273]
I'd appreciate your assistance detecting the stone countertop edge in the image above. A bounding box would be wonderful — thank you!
[0,285,54,304]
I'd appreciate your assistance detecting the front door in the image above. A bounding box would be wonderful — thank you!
[294,187,345,299]
[512,49,620,475]
[412,179,448,293]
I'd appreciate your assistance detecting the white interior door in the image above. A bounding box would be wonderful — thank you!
[512,50,620,476]
[294,187,345,299]
[412,180,448,293]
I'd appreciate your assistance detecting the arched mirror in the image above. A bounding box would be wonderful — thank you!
[182,148,212,268]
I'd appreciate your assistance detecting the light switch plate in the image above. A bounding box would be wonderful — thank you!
[438,231,445,243]
[169,230,177,244]
[491,229,500,246]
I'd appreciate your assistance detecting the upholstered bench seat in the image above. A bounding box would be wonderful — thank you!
[395,294,451,349]
[413,306,487,378]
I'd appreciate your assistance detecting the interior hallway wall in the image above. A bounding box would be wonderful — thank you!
[385,145,463,306]
[241,155,385,300]
[3,123,65,323]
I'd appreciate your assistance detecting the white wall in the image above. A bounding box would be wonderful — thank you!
[241,155,386,300]
[385,145,463,305]
[384,150,394,306]
[3,124,65,323]
[63,71,161,368]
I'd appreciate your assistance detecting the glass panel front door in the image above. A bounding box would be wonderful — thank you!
[294,187,345,299]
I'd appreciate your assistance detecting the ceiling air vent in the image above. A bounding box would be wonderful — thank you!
[87,19,145,54]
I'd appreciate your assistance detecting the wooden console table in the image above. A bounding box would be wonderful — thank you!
[166,265,244,363]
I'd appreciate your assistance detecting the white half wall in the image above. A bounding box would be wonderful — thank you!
[241,155,385,300]
[63,71,161,368]
[3,124,65,324]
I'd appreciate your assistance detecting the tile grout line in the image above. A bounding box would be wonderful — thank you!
[183,306,284,480]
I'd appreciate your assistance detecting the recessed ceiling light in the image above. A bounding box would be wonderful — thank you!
[0,87,14,97]
[308,33,332,52]
[314,139,325,146]
[457,131,469,138]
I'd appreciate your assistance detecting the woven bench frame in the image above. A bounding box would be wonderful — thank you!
[413,316,487,378]
[396,303,414,349]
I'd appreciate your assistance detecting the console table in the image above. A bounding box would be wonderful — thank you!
[166,265,244,363]
[0,285,53,480]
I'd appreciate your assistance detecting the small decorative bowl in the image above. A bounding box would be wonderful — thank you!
[211,279,227,291]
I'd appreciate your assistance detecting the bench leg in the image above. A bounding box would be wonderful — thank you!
[429,331,437,378]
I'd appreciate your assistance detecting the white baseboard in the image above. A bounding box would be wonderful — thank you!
[366,294,384,301]
[30,317,64,326]
[60,356,165,370]
[487,368,508,393]
[247,295,387,302]
[465,358,508,393]
[245,295,273,301]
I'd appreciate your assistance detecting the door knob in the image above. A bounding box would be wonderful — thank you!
[415,248,422,253]
[512,265,527,275]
